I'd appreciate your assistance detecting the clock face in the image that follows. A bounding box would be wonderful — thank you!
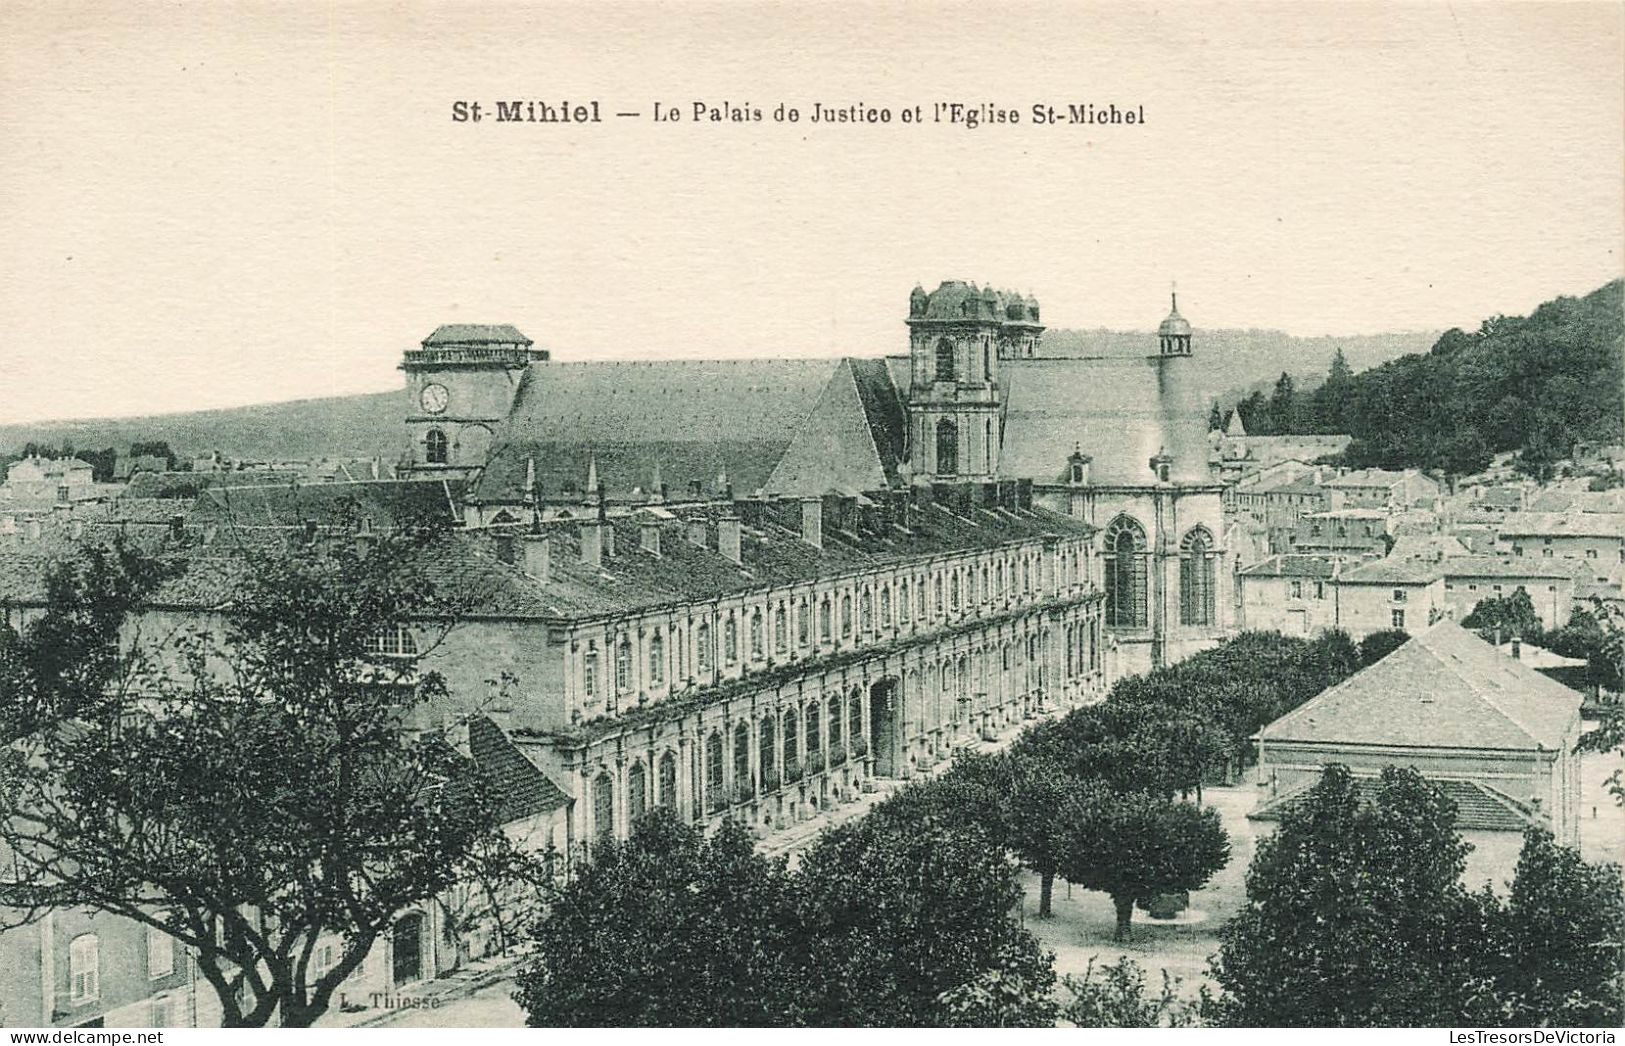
[419,383,449,415]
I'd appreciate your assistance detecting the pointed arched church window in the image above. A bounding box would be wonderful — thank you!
[1103,516,1149,628]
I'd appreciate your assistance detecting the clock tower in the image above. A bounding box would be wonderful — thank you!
[400,324,546,480]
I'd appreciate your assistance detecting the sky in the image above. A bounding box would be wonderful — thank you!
[1,1,1621,424]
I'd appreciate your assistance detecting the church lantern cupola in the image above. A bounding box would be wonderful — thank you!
[1158,286,1192,357]
[1067,444,1093,486]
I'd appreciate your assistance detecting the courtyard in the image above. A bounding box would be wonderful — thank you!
[1021,744,1625,1004]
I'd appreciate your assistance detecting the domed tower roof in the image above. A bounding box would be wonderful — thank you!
[1158,291,1192,337]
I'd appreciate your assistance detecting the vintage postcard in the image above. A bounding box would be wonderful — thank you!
[0,0,1621,1036]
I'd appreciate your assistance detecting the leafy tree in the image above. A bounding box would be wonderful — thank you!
[73,447,117,483]
[1487,829,1625,1026]
[1237,389,1270,436]
[796,780,1058,1027]
[1061,957,1203,1028]
[0,526,524,1027]
[1308,347,1355,433]
[947,747,1074,917]
[1102,629,1363,770]
[0,538,173,738]
[1208,401,1224,431]
[514,812,803,1027]
[128,439,177,467]
[1548,604,1624,696]
[1207,764,1487,1026]
[1054,784,1229,941]
[1565,601,1625,805]
[1330,281,1623,472]
[1358,628,1411,666]
[1268,372,1299,435]
[1461,587,1544,641]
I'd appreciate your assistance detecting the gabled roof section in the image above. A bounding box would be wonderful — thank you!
[193,479,466,530]
[1338,558,1440,584]
[1259,621,1582,752]
[468,716,571,821]
[1496,512,1625,539]
[1249,775,1543,833]
[472,359,834,502]
[762,359,905,497]
[1239,554,1340,579]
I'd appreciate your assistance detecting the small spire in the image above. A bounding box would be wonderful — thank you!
[1170,280,1179,313]
[585,454,599,499]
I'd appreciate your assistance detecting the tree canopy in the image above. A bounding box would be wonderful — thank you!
[0,528,527,1027]
[1255,280,1623,475]
[1207,764,1625,1027]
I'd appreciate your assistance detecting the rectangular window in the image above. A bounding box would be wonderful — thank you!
[1586,548,1598,559]
[151,995,173,1028]
[1392,609,1406,629]
[147,926,174,979]
[1392,589,1407,602]
[1314,581,1325,600]
[1289,580,1302,599]
[70,934,99,1003]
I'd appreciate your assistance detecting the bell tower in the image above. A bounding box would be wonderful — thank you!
[906,282,1041,483]
[400,324,546,480]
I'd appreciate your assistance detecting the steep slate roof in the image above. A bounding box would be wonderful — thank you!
[999,357,1210,486]
[1338,559,1440,584]
[762,359,907,496]
[467,716,570,820]
[1259,621,1582,752]
[1496,512,1625,539]
[1249,775,1541,833]
[1239,554,1340,579]
[471,359,834,503]
[193,479,466,529]
[1527,488,1625,514]
[0,498,1093,624]
[1324,467,1414,488]
[1388,533,1472,561]
[1439,555,1588,581]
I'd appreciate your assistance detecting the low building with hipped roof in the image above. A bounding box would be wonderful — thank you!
[1251,622,1585,885]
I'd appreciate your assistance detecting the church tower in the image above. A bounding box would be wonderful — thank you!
[905,281,1042,483]
[400,324,546,480]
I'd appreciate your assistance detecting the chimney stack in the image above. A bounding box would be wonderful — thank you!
[581,520,603,569]
[718,515,742,564]
[640,519,662,557]
[800,497,823,549]
[522,533,552,583]
[1511,637,1521,660]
